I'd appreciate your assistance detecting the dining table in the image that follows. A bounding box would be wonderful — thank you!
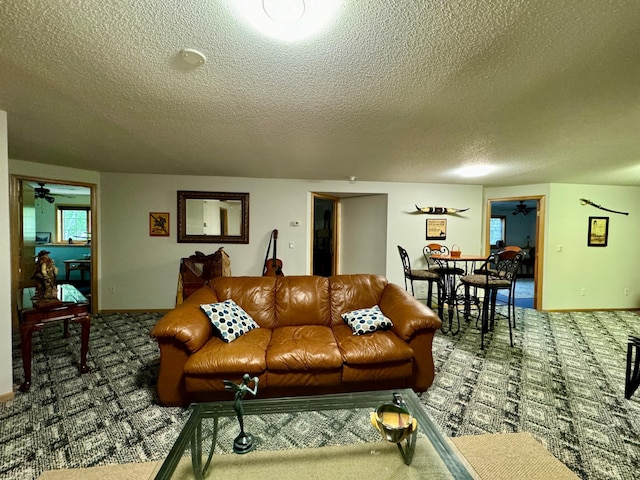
[430,254,487,334]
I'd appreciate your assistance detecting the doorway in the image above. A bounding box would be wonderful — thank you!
[485,196,544,310]
[10,176,98,328]
[312,194,339,276]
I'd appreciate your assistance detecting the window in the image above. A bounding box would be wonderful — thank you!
[57,206,91,243]
[489,216,506,246]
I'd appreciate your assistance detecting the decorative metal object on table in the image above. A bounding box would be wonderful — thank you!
[31,250,61,306]
[223,374,259,454]
[370,393,418,465]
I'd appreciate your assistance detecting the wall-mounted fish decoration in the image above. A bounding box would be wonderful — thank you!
[415,205,469,215]
[580,198,629,216]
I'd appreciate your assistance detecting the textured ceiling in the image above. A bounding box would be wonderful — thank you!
[1,0,639,186]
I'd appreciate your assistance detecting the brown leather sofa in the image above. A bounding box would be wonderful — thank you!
[150,274,442,406]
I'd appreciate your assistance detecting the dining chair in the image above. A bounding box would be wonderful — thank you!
[397,245,442,313]
[458,250,525,349]
[423,244,465,275]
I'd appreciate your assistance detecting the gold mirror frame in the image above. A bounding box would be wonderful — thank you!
[177,191,249,244]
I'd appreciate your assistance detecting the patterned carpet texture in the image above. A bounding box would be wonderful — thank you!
[1,309,639,480]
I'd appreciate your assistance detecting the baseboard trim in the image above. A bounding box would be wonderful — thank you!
[0,391,15,403]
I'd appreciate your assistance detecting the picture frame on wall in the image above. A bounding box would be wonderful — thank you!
[149,212,170,237]
[35,232,51,244]
[426,218,447,240]
[587,216,608,247]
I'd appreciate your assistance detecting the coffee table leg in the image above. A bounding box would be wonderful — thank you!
[191,421,203,480]
[396,428,418,465]
[75,314,91,374]
[202,416,219,477]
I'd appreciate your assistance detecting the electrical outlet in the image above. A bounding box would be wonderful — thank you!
[624,288,630,296]
[580,288,586,296]
[109,285,117,294]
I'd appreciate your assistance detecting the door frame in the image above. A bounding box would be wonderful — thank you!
[485,195,545,310]
[9,175,98,327]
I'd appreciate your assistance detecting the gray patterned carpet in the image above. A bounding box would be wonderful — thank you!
[1,309,639,480]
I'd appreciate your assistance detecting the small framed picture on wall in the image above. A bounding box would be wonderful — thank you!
[426,218,447,240]
[587,216,608,247]
[149,212,170,237]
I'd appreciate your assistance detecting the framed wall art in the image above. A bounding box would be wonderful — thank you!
[149,212,170,237]
[426,218,447,240]
[587,216,608,247]
[35,232,51,244]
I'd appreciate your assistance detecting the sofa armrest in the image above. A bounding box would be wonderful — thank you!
[379,283,442,341]
[150,286,217,353]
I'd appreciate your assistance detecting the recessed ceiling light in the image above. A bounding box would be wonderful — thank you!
[457,165,496,177]
[228,0,343,42]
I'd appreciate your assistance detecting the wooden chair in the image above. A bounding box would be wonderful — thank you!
[459,250,525,349]
[397,245,441,312]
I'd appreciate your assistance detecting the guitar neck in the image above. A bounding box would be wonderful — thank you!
[272,229,278,261]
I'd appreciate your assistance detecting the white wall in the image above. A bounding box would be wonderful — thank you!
[99,172,485,310]
[8,161,638,313]
[340,194,387,275]
[0,111,12,398]
[544,183,640,310]
[485,183,640,310]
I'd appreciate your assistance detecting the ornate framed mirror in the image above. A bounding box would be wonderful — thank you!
[177,191,249,244]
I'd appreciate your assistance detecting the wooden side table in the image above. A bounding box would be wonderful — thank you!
[63,258,91,281]
[17,284,91,392]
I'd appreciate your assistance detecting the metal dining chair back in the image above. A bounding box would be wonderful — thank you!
[397,245,442,312]
[459,250,526,349]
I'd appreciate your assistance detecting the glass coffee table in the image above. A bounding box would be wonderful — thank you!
[152,389,474,479]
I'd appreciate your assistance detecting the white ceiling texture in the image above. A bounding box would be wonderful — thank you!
[1,0,639,187]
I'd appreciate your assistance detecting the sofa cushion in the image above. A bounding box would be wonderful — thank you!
[200,299,260,342]
[208,276,278,329]
[329,274,388,326]
[274,276,331,327]
[267,325,343,370]
[332,324,414,365]
[342,305,393,335]
[185,328,272,374]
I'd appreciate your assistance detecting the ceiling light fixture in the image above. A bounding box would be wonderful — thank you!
[228,0,342,42]
[262,0,305,23]
[456,165,496,178]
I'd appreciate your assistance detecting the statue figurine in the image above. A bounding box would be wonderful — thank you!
[223,374,259,454]
[32,251,59,302]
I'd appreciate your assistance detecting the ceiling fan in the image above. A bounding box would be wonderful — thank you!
[34,183,56,203]
[512,200,535,216]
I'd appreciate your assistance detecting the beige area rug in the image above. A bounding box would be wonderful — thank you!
[451,433,579,480]
[38,433,577,480]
